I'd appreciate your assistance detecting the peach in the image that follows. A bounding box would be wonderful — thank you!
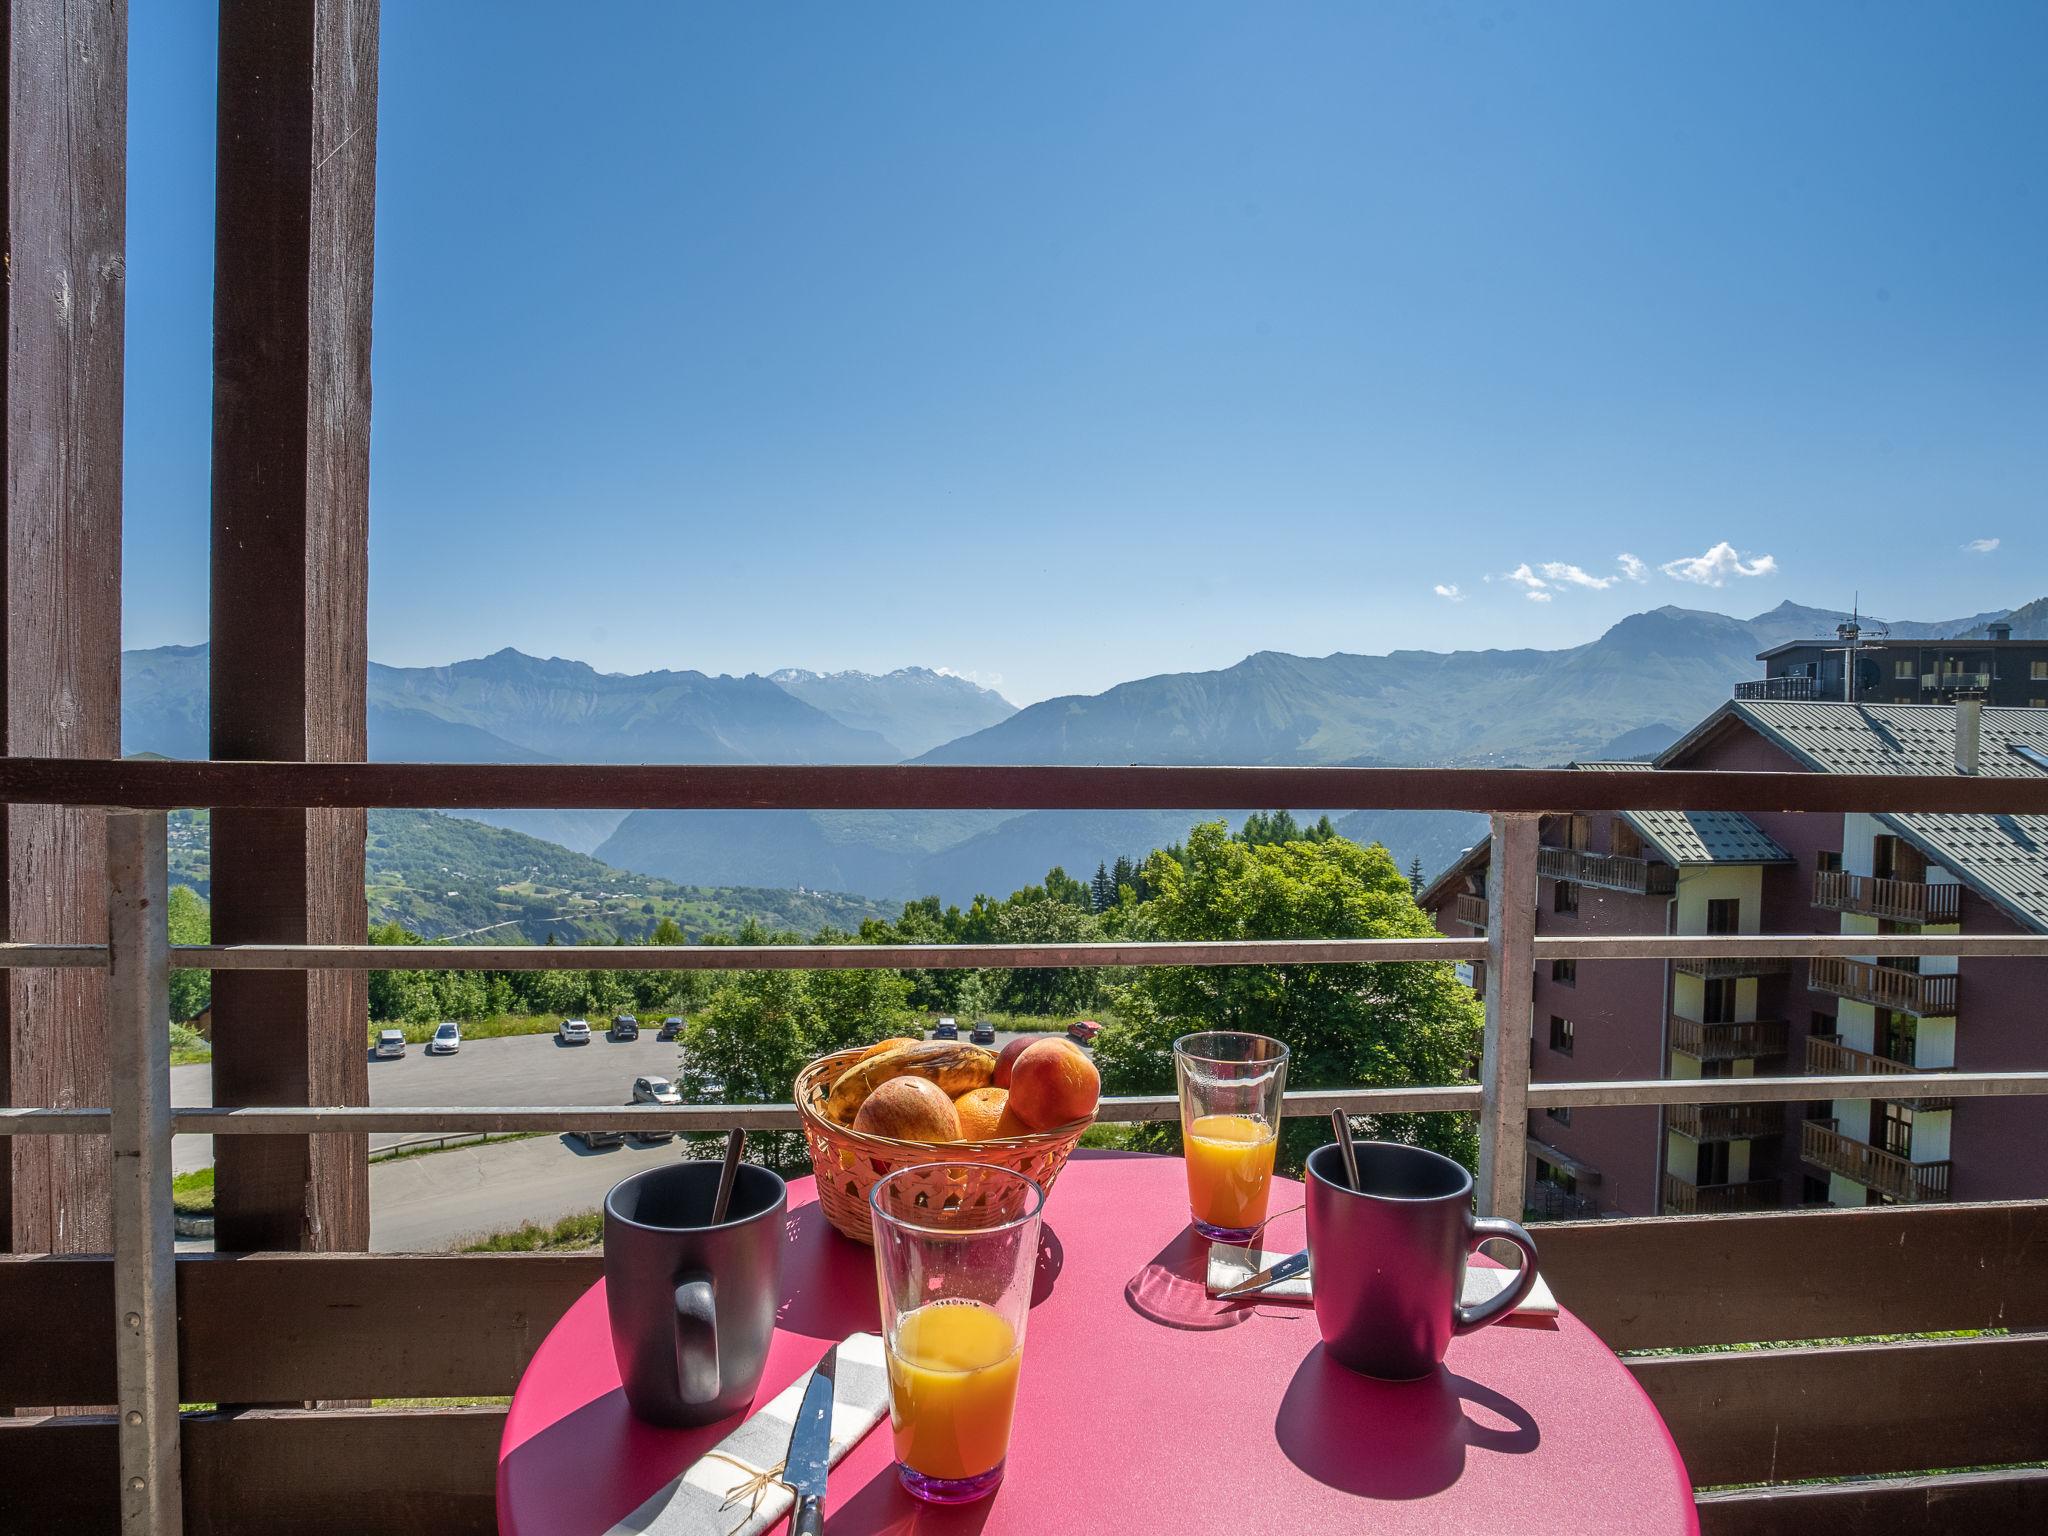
[991,1037,1034,1088]
[1006,1038,1100,1130]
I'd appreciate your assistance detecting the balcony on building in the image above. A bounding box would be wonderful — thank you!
[1806,1034,1956,1111]
[1536,843,1677,896]
[1673,954,1793,980]
[1922,671,1993,694]
[1451,891,1487,929]
[1659,1171,1782,1215]
[1734,675,1819,701]
[1668,1102,1786,1142]
[1813,869,1961,925]
[1669,1013,1790,1061]
[1808,956,1958,1016]
[1802,1118,1952,1203]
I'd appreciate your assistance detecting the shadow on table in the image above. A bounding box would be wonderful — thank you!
[1124,1227,1287,1333]
[500,1384,726,1534]
[827,1464,998,1536]
[1274,1346,1540,1499]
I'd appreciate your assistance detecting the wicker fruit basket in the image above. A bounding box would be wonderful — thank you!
[796,1046,1093,1243]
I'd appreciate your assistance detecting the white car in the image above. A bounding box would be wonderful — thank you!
[630,1075,683,1143]
[427,1020,461,1055]
[557,1017,592,1045]
[373,1029,406,1060]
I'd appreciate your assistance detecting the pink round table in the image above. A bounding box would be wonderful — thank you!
[498,1150,1697,1534]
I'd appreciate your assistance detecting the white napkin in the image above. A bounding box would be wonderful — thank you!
[1205,1247,1558,1316]
[603,1331,890,1536]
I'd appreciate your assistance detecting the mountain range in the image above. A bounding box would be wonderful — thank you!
[123,597,2032,905]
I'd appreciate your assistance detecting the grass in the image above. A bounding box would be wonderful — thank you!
[172,1167,214,1216]
[460,1209,603,1253]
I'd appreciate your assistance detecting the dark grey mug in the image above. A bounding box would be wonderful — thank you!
[1305,1141,1539,1380]
[603,1161,786,1427]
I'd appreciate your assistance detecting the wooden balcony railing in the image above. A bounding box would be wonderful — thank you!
[1674,954,1792,979]
[1668,1101,1786,1142]
[1802,1118,1953,1203]
[1813,869,1961,924]
[1452,891,1488,928]
[1,759,2046,1535]
[1806,1035,1956,1111]
[1659,1172,1782,1214]
[1734,675,1820,701]
[1537,844,1677,896]
[1808,956,1958,1016]
[1669,1014,1790,1061]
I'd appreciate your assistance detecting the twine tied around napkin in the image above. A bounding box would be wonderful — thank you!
[602,1331,890,1536]
[1205,1247,1559,1315]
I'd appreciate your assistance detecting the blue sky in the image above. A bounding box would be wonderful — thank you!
[125,3,2046,703]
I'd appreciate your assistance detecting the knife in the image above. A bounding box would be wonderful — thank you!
[1216,1246,1310,1300]
[785,1343,837,1536]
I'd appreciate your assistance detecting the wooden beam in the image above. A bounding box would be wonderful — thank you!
[1478,814,1537,1217]
[1,0,126,1255]
[1537,1199,2048,1351]
[1697,1470,2048,1536]
[4,756,2048,815]
[1631,1333,2048,1486]
[208,0,378,1253]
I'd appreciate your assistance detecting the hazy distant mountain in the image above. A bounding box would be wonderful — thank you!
[1744,599,2013,649]
[1961,596,2048,640]
[593,810,1007,896]
[768,667,1015,758]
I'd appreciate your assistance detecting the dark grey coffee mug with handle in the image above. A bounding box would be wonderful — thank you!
[603,1161,786,1427]
[1305,1140,1539,1381]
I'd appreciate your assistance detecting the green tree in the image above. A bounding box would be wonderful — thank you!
[1407,855,1425,896]
[1093,822,1482,1175]
[166,885,212,1023]
[1090,862,1115,913]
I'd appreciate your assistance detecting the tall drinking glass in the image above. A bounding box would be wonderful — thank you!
[1174,1031,1290,1242]
[870,1164,1046,1504]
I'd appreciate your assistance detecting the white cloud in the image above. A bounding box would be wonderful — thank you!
[1539,561,1620,590]
[1526,590,1553,603]
[1432,583,1466,602]
[1618,553,1649,583]
[1502,563,1548,591]
[1963,537,2000,554]
[1659,542,1779,586]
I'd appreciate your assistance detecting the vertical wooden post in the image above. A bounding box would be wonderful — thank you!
[1477,813,1538,1219]
[107,814,181,1533]
[209,0,378,1253]
[1,0,127,1253]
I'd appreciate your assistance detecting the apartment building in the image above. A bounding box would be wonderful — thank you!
[1423,699,2048,1218]
[1738,619,2048,707]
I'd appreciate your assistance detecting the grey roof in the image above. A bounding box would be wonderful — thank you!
[1663,702,2048,933]
[1618,809,1793,867]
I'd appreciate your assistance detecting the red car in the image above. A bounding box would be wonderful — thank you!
[1066,1019,1103,1045]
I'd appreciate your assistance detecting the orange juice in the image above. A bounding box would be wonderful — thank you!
[1184,1113,1277,1232]
[885,1299,1021,1480]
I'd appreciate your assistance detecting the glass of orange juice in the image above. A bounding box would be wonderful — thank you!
[1174,1031,1290,1241]
[870,1163,1045,1504]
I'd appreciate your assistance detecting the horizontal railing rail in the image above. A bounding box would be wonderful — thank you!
[1667,1102,1785,1142]
[1813,868,1962,924]
[1669,1015,1791,1060]
[1810,955,1959,1015]
[1659,1172,1782,1215]
[1807,1034,1956,1110]
[1803,1118,1953,1203]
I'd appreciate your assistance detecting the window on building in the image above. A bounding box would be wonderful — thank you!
[1549,1016,1574,1055]
[1553,880,1578,915]
[1811,1011,1837,1039]
[1801,1176,1832,1206]
[1551,958,1576,985]
[1533,1158,1578,1198]
[1705,898,1740,935]
[1816,850,1842,873]
[1702,978,1737,1024]
[1547,1105,1572,1125]
[1612,819,1643,859]
[2032,697,2047,709]
[1895,658,1915,679]
[1558,813,1590,850]
[1877,1011,1917,1066]
[1880,1101,1915,1159]
[2032,660,2048,680]
[1695,1141,1731,1185]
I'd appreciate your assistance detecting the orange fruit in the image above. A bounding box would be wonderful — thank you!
[1006,1038,1100,1130]
[952,1086,1011,1141]
[991,1037,1034,1088]
[859,1036,919,1061]
[853,1077,963,1143]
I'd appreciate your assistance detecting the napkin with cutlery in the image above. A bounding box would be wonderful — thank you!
[602,1331,889,1536]
[1206,1247,1558,1315]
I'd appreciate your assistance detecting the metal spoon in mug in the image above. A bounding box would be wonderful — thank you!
[1330,1109,1361,1189]
[710,1126,746,1223]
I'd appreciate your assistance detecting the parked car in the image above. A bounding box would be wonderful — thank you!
[427,1020,461,1055]
[630,1075,683,1142]
[570,1127,624,1149]
[373,1028,406,1060]
[1066,1019,1103,1045]
[970,1019,997,1046]
[557,1017,592,1045]
[931,1017,959,1040]
[657,1016,684,1042]
[609,1014,640,1042]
